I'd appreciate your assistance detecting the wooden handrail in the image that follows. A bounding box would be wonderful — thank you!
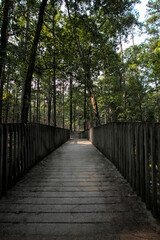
[0,123,70,197]
[80,123,160,218]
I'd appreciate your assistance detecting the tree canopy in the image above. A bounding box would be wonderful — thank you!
[0,0,159,129]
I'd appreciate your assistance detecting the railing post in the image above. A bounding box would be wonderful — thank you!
[13,124,17,184]
[0,125,3,197]
[140,124,145,202]
[144,123,150,209]
[135,124,140,196]
[128,123,132,185]
[3,125,9,194]
[150,124,158,217]
[8,124,13,188]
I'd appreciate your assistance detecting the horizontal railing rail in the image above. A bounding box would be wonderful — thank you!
[79,123,160,218]
[0,123,70,197]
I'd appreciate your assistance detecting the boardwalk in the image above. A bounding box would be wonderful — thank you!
[0,139,160,240]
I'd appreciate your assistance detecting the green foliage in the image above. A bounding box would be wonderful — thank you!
[1,0,160,126]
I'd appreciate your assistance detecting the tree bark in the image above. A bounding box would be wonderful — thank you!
[36,78,40,123]
[21,0,48,123]
[85,70,100,126]
[70,73,73,132]
[62,81,65,128]
[74,101,76,132]
[155,79,160,122]
[48,79,51,125]
[43,94,46,123]
[84,74,87,131]
[119,30,126,113]
[4,72,9,123]
[104,107,107,124]
[0,0,10,123]
[24,0,29,55]
[52,2,56,127]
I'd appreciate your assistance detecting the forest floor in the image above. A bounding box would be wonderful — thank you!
[0,139,160,240]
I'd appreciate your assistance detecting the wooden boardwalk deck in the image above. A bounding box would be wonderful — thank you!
[0,139,160,240]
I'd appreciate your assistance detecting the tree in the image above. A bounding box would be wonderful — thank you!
[21,0,48,123]
[0,0,11,123]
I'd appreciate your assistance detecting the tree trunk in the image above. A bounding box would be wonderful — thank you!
[104,107,107,124]
[29,103,32,122]
[62,81,65,128]
[90,105,93,127]
[74,101,76,132]
[89,88,100,126]
[4,72,9,123]
[119,30,126,114]
[52,57,56,127]
[24,0,29,55]
[109,106,112,122]
[78,106,80,131]
[33,100,35,123]
[48,78,51,125]
[70,73,73,132]
[21,0,48,123]
[138,93,143,121]
[36,78,40,123]
[155,79,160,122]
[43,95,46,123]
[85,70,100,126]
[52,1,56,127]
[0,0,10,123]
[84,74,87,131]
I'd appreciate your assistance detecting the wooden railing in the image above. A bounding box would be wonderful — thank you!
[79,123,160,218]
[0,123,70,197]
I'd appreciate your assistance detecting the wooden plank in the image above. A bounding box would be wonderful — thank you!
[132,124,136,191]
[13,124,17,184]
[150,124,158,217]
[128,124,132,185]
[121,124,125,177]
[140,124,145,201]
[0,212,148,223]
[119,124,122,174]
[23,124,27,174]
[158,125,160,214]
[125,124,129,181]
[135,124,140,196]
[21,124,25,176]
[117,124,120,170]
[0,125,3,197]
[2,125,9,193]
[144,124,150,209]
[17,124,21,180]
[8,124,13,188]
[0,203,141,213]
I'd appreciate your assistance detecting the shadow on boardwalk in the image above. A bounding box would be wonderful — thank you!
[0,139,160,240]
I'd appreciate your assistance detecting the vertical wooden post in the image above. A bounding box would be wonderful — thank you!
[0,125,3,197]
[158,125,160,213]
[129,124,132,185]
[126,123,129,182]
[3,125,9,193]
[132,124,136,191]
[135,124,140,196]
[144,123,150,209]
[13,124,17,184]
[150,124,158,217]
[8,124,13,188]
[140,124,145,201]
